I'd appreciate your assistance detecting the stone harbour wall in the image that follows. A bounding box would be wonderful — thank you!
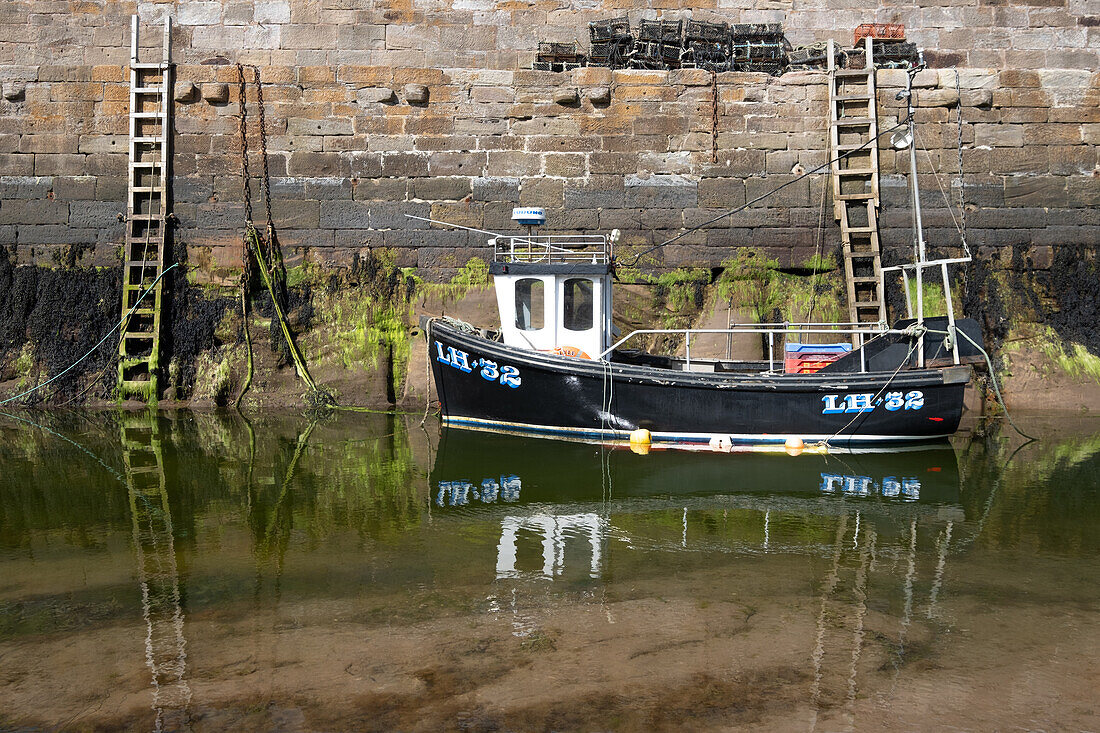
[0,0,1097,281]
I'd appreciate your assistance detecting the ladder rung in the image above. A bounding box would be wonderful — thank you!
[133,137,164,143]
[123,332,157,339]
[845,226,876,233]
[132,186,165,193]
[131,62,169,69]
[131,112,166,119]
[834,94,872,102]
[836,192,876,200]
[132,87,165,94]
[854,300,881,307]
[126,261,162,268]
[130,161,163,168]
[832,117,874,126]
[835,69,871,78]
[128,214,166,221]
[833,142,868,151]
[129,308,157,316]
[851,276,879,283]
[836,168,875,176]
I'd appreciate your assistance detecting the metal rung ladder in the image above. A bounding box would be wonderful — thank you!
[827,38,886,330]
[119,15,172,401]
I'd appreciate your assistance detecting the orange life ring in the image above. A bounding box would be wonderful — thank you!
[543,346,591,359]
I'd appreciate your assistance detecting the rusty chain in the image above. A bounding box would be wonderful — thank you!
[235,63,253,227]
[711,70,719,164]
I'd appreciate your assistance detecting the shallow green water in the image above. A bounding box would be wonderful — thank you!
[1,411,1098,731]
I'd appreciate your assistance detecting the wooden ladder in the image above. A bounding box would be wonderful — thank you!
[118,15,172,401]
[827,38,886,329]
[120,415,192,726]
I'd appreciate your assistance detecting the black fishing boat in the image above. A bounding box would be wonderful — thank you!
[421,66,984,451]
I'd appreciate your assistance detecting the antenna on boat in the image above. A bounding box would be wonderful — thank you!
[511,207,546,241]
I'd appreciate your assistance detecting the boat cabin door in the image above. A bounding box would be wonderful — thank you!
[494,269,613,360]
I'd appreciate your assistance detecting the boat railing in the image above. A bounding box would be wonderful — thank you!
[881,255,970,367]
[599,322,892,373]
[493,235,611,265]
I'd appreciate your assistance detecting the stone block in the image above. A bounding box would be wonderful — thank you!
[344,178,400,203]
[382,228,468,249]
[973,124,1024,147]
[427,152,485,177]
[541,153,585,177]
[34,155,85,176]
[339,24,386,50]
[552,87,579,105]
[573,67,612,86]
[319,200,371,229]
[68,200,121,228]
[697,178,747,208]
[411,177,472,201]
[254,0,290,24]
[202,83,229,104]
[470,86,513,103]
[403,83,429,104]
[369,201,430,229]
[519,178,563,207]
[669,68,712,87]
[564,180,625,209]
[378,152,427,177]
[486,151,541,177]
[178,2,222,25]
[1003,177,1067,207]
[587,86,611,105]
[589,152,638,175]
[0,199,68,226]
[918,88,960,108]
[16,224,96,245]
[298,178,350,200]
[471,177,520,202]
[3,82,26,101]
[51,176,96,202]
[281,24,336,50]
[174,81,199,103]
[271,199,320,229]
[624,174,698,208]
[287,117,354,136]
[288,152,348,176]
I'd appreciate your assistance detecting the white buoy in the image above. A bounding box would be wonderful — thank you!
[785,436,804,456]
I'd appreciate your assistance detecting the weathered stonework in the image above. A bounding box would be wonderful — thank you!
[0,0,1097,281]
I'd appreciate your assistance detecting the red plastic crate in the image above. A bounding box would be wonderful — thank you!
[853,23,905,45]
[784,355,843,374]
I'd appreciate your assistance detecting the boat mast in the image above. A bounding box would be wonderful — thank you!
[898,55,927,366]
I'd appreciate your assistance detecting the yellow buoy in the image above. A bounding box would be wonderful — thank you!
[629,428,652,446]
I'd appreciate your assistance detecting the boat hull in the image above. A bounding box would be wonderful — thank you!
[426,319,969,447]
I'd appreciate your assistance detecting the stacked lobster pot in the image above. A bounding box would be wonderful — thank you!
[852,23,918,68]
[588,17,633,69]
[730,23,787,75]
[787,41,830,70]
[682,20,732,72]
[633,18,684,69]
[533,42,584,72]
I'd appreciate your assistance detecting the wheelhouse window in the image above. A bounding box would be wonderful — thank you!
[514,278,544,331]
[563,278,593,332]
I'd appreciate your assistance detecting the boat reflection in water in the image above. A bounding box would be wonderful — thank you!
[431,427,961,571]
[433,427,965,723]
